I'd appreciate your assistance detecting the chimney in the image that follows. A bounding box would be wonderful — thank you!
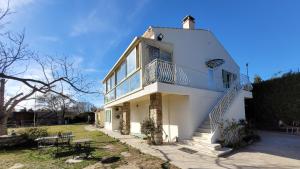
[182,15,195,29]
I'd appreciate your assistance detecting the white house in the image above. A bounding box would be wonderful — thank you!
[102,15,252,151]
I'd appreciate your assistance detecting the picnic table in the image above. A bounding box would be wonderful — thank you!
[73,138,93,158]
[35,132,74,148]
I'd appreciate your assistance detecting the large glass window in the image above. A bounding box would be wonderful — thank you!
[116,61,126,84]
[127,48,137,75]
[104,89,115,103]
[130,71,140,91]
[106,78,111,92]
[110,74,115,88]
[106,74,115,93]
[116,70,141,98]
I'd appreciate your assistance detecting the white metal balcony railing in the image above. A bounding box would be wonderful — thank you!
[144,59,186,85]
[144,59,230,91]
[143,59,252,91]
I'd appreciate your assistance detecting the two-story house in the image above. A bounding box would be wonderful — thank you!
[102,16,252,150]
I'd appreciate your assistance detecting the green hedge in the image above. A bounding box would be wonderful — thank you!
[246,72,300,130]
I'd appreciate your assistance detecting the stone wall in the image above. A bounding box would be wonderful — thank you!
[121,102,130,135]
[150,93,163,144]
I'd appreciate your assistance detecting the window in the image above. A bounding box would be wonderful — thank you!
[103,81,107,93]
[116,70,141,98]
[149,46,160,61]
[222,70,237,88]
[160,50,172,62]
[105,110,111,122]
[127,48,137,75]
[105,74,115,93]
[106,78,111,92]
[148,46,171,62]
[110,74,115,88]
[116,61,126,84]
[208,68,214,89]
[129,71,140,91]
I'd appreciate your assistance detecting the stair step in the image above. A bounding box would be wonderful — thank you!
[196,128,211,133]
[193,132,212,138]
[215,147,233,157]
[183,139,222,150]
[192,136,211,143]
[203,120,210,125]
[200,124,210,129]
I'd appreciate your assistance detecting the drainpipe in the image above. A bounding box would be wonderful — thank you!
[168,96,170,142]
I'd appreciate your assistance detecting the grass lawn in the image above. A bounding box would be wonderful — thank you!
[0,124,178,169]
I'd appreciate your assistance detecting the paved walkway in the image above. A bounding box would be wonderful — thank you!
[90,126,300,169]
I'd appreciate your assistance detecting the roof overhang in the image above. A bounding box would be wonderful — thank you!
[205,59,225,68]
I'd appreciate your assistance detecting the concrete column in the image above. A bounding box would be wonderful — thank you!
[121,102,130,135]
[149,93,163,144]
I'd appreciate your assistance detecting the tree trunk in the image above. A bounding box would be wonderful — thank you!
[0,79,7,135]
[0,115,8,135]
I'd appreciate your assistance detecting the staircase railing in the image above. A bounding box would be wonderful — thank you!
[209,80,241,134]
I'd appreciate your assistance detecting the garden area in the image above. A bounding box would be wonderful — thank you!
[0,124,177,169]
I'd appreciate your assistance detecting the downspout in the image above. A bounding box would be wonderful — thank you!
[168,95,171,142]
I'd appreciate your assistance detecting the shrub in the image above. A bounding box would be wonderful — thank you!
[141,118,156,144]
[246,72,300,130]
[19,127,48,144]
[220,119,260,149]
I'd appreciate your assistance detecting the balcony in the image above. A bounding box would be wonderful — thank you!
[105,59,252,104]
[143,59,252,91]
[143,59,218,90]
[104,69,141,104]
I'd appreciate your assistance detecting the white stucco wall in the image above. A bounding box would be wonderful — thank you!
[162,94,188,142]
[123,83,222,142]
[149,28,240,91]
[111,108,122,131]
[130,100,149,134]
[104,108,121,131]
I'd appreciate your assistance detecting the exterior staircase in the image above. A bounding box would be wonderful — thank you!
[180,80,244,157]
[180,118,232,157]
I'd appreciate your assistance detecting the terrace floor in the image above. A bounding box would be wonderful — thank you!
[98,127,300,169]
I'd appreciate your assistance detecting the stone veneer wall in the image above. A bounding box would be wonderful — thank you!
[150,93,163,144]
[121,102,130,135]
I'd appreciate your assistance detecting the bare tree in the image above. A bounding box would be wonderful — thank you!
[0,3,97,135]
[36,93,74,124]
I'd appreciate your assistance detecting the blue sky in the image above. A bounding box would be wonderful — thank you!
[2,0,300,107]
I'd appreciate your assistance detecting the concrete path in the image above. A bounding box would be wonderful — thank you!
[90,126,300,169]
